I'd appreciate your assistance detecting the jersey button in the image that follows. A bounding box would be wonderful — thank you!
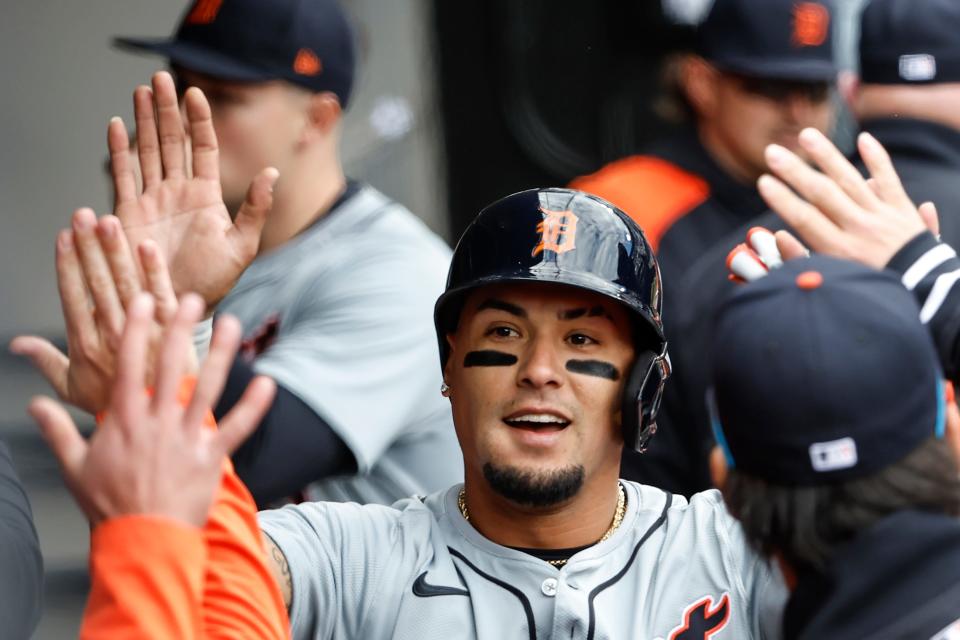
[541,578,559,597]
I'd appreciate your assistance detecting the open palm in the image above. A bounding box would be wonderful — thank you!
[108,72,278,308]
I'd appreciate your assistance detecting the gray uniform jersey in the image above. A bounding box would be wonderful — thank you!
[260,482,785,640]
[218,184,462,504]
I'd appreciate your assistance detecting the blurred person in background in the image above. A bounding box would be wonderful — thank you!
[0,441,43,639]
[656,0,960,503]
[13,0,461,508]
[839,0,960,250]
[572,0,839,495]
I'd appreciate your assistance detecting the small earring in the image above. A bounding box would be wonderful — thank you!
[440,382,451,397]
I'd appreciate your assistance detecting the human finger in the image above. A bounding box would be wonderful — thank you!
[113,293,155,417]
[918,202,941,237]
[152,293,205,412]
[764,144,862,229]
[758,174,844,255]
[138,240,179,324]
[184,87,220,181]
[774,230,810,262]
[28,396,86,482]
[183,315,241,429]
[858,132,916,213]
[133,85,162,191]
[96,216,142,309]
[73,208,125,341]
[228,167,279,262]
[215,376,275,457]
[797,128,880,211]
[107,117,138,204]
[10,337,70,400]
[151,71,187,180]
[55,229,99,355]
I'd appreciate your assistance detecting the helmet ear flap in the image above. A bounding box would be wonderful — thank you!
[621,345,670,452]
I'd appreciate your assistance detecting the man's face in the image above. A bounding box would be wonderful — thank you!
[701,69,835,182]
[444,282,635,508]
[174,68,311,211]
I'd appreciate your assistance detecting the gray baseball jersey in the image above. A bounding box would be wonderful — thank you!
[260,481,785,640]
[218,184,462,504]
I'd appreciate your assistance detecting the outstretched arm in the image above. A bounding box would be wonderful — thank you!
[110,71,277,309]
[0,441,43,639]
[757,127,960,378]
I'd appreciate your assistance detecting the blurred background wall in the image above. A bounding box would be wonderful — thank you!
[0,0,866,636]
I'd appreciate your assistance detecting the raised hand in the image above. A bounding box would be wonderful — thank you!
[757,127,939,269]
[11,209,179,414]
[28,293,275,528]
[109,71,278,308]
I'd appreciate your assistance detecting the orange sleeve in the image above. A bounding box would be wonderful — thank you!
[182,375,290,639]
[83,377,290,640]
[570,156,710,250]
[81,516,206,639]
[201,456,290,639]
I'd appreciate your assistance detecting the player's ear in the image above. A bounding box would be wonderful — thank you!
[709,445,728,490]
[301,91,342,143]
[680,55,719,120]
[443,332,458,381]
[837,71,860,115]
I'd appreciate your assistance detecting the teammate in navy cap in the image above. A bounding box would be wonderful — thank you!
[835,0,960,253]
[710,255,960,639]
[571,0,839,496]
[12,0,462,509]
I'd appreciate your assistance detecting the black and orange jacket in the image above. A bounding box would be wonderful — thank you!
[572,128,770,496]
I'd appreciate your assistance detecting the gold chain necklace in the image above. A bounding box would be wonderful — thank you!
[456,483,627,569]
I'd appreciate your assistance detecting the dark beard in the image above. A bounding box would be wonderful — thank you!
[482,463,585,508]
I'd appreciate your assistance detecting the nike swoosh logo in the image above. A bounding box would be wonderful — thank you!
[412,572,470,598]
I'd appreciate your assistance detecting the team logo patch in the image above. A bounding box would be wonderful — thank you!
[186,0,224,25]
[240,314,281,360]
[792,2,829,48]
[293,48,323,76]
[668,593,731,640]
[532,207,578,257]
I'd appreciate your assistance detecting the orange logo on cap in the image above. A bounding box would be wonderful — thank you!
[293,48,323,76]
[186,0,223,25]
[532,208,578,257]
[793,2,829,47]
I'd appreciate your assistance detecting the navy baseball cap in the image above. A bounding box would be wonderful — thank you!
[698,0,837,82]
[859,0,960,85]
[115,0,356,108]
[710,256,946,486]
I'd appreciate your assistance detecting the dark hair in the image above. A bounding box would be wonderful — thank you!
[721,435,960,570]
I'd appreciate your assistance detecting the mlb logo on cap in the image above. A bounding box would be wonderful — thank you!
[809,437,858,473]
[899,54,937,82]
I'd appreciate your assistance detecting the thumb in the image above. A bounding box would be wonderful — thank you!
[215,376,275,457]
[918,201,941,237]
[11,336,70,400]
[228,167,279,262]
[28,396,86,482]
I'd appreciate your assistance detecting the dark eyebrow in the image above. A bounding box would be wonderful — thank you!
[477,298,527,318]
[558,305,613,321]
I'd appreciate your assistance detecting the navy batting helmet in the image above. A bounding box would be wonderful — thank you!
[434,188,670,452]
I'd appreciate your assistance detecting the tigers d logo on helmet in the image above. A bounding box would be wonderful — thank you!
[532,208,578,257]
